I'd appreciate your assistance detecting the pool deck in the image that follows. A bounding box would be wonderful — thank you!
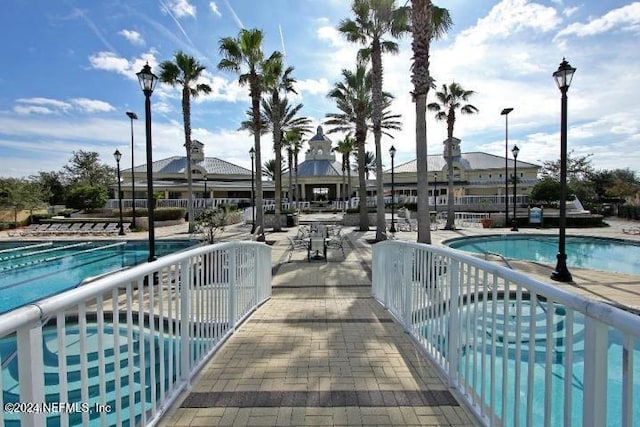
[2,216,640,426]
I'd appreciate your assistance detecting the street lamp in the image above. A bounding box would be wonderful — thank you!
[249,147,256,233]
[113,149,125,236]
[136,63,159,262]
[501,107,514,226]
[126,111,138,228]
[511,144,520,232]
[551,58,576,283]
[389,145,397,233]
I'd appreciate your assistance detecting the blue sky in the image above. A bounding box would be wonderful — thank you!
[1,0,639,178]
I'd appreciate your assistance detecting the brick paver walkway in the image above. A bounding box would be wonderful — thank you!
[161,230,478,426]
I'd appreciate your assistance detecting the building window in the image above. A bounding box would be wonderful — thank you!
[168,191,182,199]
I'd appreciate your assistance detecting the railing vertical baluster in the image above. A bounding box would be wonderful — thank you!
[563,308,574,427]
[56,312,69,427]
[582,316,608,427]
[402,246,412,331]
[526,291,537,427]
[137,277,147,426]
[112,287,122,427]
[180,258,191,383]
[514,286,523,427]
[126,282,135,426]
[502,279,509,423]
[447,259,461,388]
[96,296,107,427]
[622,335,633,427]
[544,299,554,427]
[228,247,237,330]
[78,303,89,426]
[149,271,157,419]
[158,267,166,406]
[16,320,46,427]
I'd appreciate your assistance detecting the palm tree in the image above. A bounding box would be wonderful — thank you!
[428,81,478,230]
[283,130,302,204]
[262,57,296,231]
[158,51,212,232]
[218,28,280,240]
[326,64,400,230]
[339,0,410,240]
[352,150,377,179]
[262,159,287,180]
[410,1,452,243]
[332,136,356,205]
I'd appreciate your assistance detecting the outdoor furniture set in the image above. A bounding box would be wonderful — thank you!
[287,224,345,261]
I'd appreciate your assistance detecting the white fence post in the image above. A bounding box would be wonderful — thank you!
[447,259,461,388]
[582,316,608,427]
[402,247,412,330]
[16,321,46,427]
[180,259,191,382]
[228,247,237,331]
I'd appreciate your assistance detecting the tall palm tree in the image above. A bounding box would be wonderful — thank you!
[428,81,478,230]
[326,64,401,230]
[262,57,296,231]
[283,130,302,204]
[352,150,377,180]
[158,51,212,232]
[218,28,280,240]
[332,136,356,205]
[410,1,452,243]
[340,0,410,240]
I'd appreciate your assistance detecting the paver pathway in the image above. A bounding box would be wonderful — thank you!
[161,231,478,426]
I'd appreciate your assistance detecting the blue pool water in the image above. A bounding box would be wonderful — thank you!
[421,299,640,426]
[0,240,195,314]
[447,235,640,275]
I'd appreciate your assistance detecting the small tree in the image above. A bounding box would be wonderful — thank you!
[193,209,228,244]
[65,184,108,211]
[530,177,561,205]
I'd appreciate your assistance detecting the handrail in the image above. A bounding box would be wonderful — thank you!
[372,241,640,427]
[0,241,272,427]
[482,251,514,269]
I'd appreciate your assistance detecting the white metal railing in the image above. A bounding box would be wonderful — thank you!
[0,242,272,427]
[372,241,639,427]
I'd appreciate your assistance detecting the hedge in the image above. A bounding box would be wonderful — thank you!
[122,207,186,221]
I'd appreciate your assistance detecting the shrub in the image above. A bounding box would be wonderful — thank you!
[65,184,108,211]
[217,203,238,212]
[154,208,186,221]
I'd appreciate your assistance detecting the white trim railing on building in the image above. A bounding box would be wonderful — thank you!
[0,242,272,427]
[372,241,639,427]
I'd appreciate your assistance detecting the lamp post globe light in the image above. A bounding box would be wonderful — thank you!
[511,144,519,232]
[501,108,513,226]
[113,149,125,236]
[249,147,256,233]
[551,58,576,283]
[136,63,159,262]
[389,145,397,233]
[126,111,138,228]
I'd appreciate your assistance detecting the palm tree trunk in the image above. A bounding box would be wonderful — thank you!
[445,118,455,230]
[288,149,293,206]
[371,40,386,241]
[273,126,282,232]
[251,88,264,240]
[356,123,369,231]
[415,94,431,243]
[183,87,195,233]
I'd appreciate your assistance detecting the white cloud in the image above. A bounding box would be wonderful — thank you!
[555,3,640,39]
[296,78,331,96]
[209,1,221,17]
[118,29,145,46]
[16,97,73,111]
[71,98,115,113]
[164,0,196,18]
[88,51,158,81]
[563,6,580,17]
[13,105,56,115]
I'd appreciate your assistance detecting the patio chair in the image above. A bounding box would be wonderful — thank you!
[54,223,73,234]
[28,224,51,236]
[41,224,62,235]
[90,223,107,234]
[77,223,97,234]
[326,234,346,259]
[60,223,84,234]
[17,224,39,236]
[286,236,308,262]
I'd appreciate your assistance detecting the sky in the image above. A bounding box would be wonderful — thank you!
[1,0,639,179]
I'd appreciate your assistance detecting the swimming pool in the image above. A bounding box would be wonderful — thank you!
[446,235,640,275]
[0,240,196,314]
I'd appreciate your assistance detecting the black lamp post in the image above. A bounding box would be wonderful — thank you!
[203,174,208,207]
[389,145,397,233]
[136,63,159,262]
[249,147,256,233]
[114,149,126,236]
[551,58,576,283]
[126,111,138,228]
[511,144,520,231]
[501,108,513,226]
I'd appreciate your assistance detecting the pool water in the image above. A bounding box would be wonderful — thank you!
[0,240,195,314]
[447,235,640,275]
[421,299,640,426]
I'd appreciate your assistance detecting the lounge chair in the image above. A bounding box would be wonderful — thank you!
[26,224,51,236]
[89,223,107,234]
[101,223,120,235]
[41,224,62,235]
[622,226,640,235]
[77,223,97,234]
[60,223,84,234]
[17,224,39,236]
